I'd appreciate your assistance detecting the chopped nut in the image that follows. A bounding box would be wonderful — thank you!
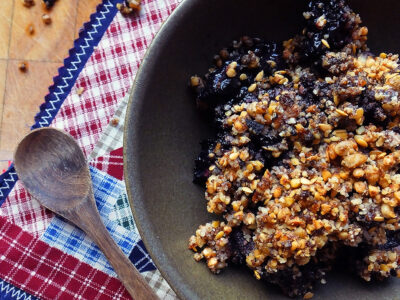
[252,160,264,171]
[376,136,385,147]
[290,178,301,188]
[207,257,218,269]
[322,170,332,181]
[242,187,253,195]
[354,135,368,147]
[318,123,332,136]
[291,158,300,165]
[354,108,364,125]
[255,70,264,82]
[193,253,203,261]
[248,83,257,92]
[229,152,239,160]
[333,93,340,106]
[273,187,282,198]
[321,39,330,49]
[381,204,396,219]
[315,15,327,29]
[342,153,367,169]
[354,181,367,194]
[368,185,380,197]
[353,168,365,178]
[190,76,201,87]
[244,213,256,226]
[110,118,119,127]
[226,68,237,78]
[365,166,380,184]
[300,177,312,185]
[303,292,314,299]
[394,191,400,202]
[333,129,348,140]
[285,197,295,207]
[215,231,224,240]
[388,252,397,261]
[334,140,355,156]
[202,247,215,259]
[335,109,348,117]
[212,221,220,228]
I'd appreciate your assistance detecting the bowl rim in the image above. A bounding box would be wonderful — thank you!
[123,1,190,299]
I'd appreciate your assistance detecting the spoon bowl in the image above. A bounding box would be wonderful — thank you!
[14,127,158,300]
[14,128,90,212]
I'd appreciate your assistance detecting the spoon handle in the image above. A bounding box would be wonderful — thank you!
[62,194,159,300]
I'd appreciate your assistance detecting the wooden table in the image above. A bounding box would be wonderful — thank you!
[0,0,100,171]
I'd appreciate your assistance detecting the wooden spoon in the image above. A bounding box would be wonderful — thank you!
[14,128,158,300]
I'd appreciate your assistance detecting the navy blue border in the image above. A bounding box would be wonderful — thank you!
[0,0,122,206]
[0,278,37,300]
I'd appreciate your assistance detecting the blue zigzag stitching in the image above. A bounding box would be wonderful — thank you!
[0,168,17,199]
[0,279,36,300]
[0,0,121,206]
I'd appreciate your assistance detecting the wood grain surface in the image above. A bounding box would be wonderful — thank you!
[0,0,100,171]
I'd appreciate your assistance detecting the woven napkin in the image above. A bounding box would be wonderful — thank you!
[0,0,181,299]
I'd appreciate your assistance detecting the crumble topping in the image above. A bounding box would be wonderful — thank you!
[188,0,400,297]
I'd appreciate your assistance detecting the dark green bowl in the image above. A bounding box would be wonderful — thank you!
[123,0,400,299]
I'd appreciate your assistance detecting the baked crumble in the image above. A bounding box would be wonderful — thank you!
[188,0,400,297]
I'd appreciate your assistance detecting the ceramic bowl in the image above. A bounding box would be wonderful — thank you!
[124,0,400,298]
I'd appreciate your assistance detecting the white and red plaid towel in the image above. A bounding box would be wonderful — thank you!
[0,0,181,299]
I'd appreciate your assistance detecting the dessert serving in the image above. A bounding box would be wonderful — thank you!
[188,0,400,297]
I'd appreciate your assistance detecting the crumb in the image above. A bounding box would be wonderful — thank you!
[22,0,35,8]
[42,14,51,25]
[76,87,85,96]
[117,0,141,16]
[110,118,119,127]
[26,24,35,35]
[18,62,28,72]
[303,292,314,299]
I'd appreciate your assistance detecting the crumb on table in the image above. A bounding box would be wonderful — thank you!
[23,0,35,8]
[42,14,52,25]
[18,62,29,72]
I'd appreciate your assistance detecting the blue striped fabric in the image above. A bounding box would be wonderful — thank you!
[40,167,155,276]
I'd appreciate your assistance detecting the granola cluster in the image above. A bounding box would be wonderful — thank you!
[189,0,400,297]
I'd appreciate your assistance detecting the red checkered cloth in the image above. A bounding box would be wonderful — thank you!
[90,148,124,181]
[1,0,180,236]
[0,217,130,300]
[0,0,180,298]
